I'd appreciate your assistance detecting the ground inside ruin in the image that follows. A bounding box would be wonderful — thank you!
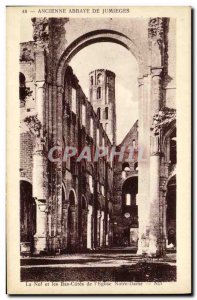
[21,250,176,282]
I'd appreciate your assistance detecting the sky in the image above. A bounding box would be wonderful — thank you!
[21,19,139,144]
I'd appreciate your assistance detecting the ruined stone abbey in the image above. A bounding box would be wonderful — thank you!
[20,17,176,257]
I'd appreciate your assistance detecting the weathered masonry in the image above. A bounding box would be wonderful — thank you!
[20,17,176,256]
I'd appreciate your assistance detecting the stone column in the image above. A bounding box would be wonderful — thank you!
[109,218,113,247]
[97,210,101,248]
[62,203,69,250]
[32,82,48,254]
[70,207,77,249]
[34,200,47,254]
[148,139,161,256]
[100,211,104,247]
[105,214,109,246]
[36,82,45,123]
[87,205,93,249]
[137,76,151,255]
[56,87,64,242]
[81,209,88,249]
[145,67,163,257]
[151,67,163,115]
[161,190,168,252]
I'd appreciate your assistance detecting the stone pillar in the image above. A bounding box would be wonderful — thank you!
[81,209,88,249]
[97,210,101,248]
[109,218,113,247]
[164,200,168,246]
[32,80,48,254]
[151,67,163,114]
[161,190,168,252]
[36,82,45,123]
[87,205,93,249]
[105,214,109,246]
[56,86,64,243]
[145,66,163,256]
[137,76,151,255]
[148,139,161,256]
[100,211,104,247]
[33,152,48,255]
[34,200,47,254]
[70,207,77,249]
[62,203,69,250]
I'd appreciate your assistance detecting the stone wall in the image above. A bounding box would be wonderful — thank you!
[19,17,176,256]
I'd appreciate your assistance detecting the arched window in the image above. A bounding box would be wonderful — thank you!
[71,88,77,113]
[67,190,76,250]
[19,72,27,104]
[97,108,101,120]
[20,180,36,248]
[134,162,138,171]
[105,107,108,120]
[89,175,93,194]
[81,196,87,210]
[122,162,130,171]
[81,165,87,190]
[19,72,25,87]
[101,185,104,196]
[90,118,93,137]
[82,105,86,126]
[170,130,176,165]
[166,175,176,247]
[90,76,93,85]
[126,194,131,206]
[97,73,102,85]
[122,162,130,179]
[122,176,138,208]
[106,87,109,104]
[97,87,101,99]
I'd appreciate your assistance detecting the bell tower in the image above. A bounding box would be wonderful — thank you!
[89,69,116,145]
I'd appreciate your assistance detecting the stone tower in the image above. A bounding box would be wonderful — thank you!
[89,69,116,145]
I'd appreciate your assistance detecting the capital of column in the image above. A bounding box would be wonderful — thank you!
[151,67,163,77]
[57,86,64,94]
[33,146,45,155]
[150,151,161,157]
[35,81,46,89]
[69,206,76,213]
[62,202,69,210]
[32,17,49,50]
[137,77,144,87]
[35,199,47,212]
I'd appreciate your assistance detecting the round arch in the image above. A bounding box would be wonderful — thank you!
[122,176,138,197]
[122,174,138,186]
[67,188,77,250]
[166,175,176,248]
[68,188,77,206]
[81,195,87,210]
[20,177,32,185]
[57,29,146,86]
[62,182,66,206]
[161,120,176,152]
[20,180,36,253]
[161,121,176,166]
[164,172,177,192]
